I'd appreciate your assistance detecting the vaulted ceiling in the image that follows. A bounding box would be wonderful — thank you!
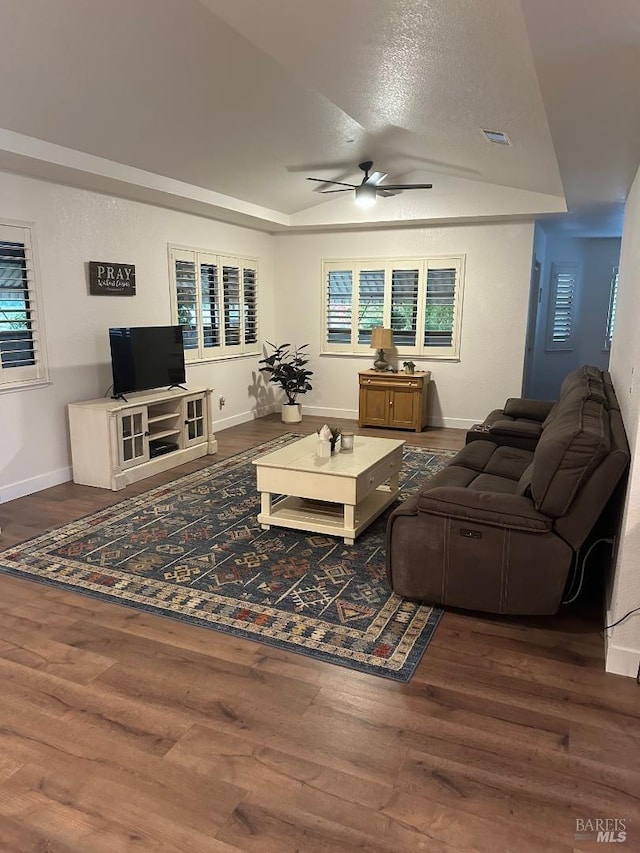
[0,0,638,233]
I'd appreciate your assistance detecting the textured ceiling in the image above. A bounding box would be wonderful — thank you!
[0,0,638,232]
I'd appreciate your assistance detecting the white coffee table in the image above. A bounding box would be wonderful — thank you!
[252,434,405,544]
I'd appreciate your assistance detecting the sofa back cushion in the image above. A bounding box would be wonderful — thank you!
[531,397,610,517]
[559,364,603,398]
[542,365,607,433]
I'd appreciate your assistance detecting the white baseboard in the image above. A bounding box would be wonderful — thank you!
[302,406,359,420]
[303,407,477,431]
[212,404,278,432]
[428,416,478,430]
[605,637,640,678]
[1,466,72,503]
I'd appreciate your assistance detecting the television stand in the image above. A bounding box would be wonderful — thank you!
[68,387,217,490]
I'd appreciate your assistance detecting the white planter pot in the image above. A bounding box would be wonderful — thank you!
[281,403,302,423]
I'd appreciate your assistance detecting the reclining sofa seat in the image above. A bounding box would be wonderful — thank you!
[386,366,630,615]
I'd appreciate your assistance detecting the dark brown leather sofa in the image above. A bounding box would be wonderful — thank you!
[386,366,630,615]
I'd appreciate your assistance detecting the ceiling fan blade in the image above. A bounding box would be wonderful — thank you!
[377,189,399,197]
[319,188,354,193]
[307,177,358,188]
[380,183,433,191]
[364,171,388,186]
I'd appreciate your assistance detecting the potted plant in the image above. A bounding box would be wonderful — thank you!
[259,342,314,423]
[403,360,416,374]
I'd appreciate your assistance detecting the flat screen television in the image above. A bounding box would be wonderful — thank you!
[109,325,186,398]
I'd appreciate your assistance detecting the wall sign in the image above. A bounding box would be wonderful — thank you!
[89,261,136,296]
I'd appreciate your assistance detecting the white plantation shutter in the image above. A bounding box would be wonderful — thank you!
[0,223,47,388]
[322,256,464,358]
[547,263,578,351]
[605,266,618,349]
[243,265,257,346]
[174,255,199,352]
[170,246,258,360]
[221,261,241,348]
[357,269,385,344]
[325,266,353,348]
[200,258,220,350]
[424,265,457,348]
[391,267,419,347]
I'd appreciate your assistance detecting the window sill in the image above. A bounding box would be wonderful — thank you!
[185,350,260,366]
[0,377,52,394]
[319,351,460,362]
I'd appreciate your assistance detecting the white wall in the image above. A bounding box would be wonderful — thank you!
[274,223,534,428]
[0,171,275,502]
[528,231,620,399]
[607,167,640,678]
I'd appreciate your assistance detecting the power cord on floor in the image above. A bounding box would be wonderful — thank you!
[562,537,615,605]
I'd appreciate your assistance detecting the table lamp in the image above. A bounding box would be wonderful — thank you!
[370,327,393,371]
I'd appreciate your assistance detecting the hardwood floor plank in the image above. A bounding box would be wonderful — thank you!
[0,657,191,755]
[165,723,394,811]
[411,656,640,735]
[0,762,240,853]
[0,810,81,853]
[215,796,452,853]
[381,789,573,853]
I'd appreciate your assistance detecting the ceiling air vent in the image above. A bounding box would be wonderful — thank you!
[481,129,511,145]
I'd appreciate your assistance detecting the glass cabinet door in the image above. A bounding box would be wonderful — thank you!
[117,407,148,468]
[183,395,206,446]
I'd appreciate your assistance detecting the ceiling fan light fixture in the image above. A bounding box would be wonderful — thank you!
[355,183,377,208]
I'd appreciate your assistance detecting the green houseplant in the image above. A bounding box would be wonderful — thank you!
[259,342,314,423]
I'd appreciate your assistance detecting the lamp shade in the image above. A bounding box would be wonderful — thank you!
[370,327,393,349]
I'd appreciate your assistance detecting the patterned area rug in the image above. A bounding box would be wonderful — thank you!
[0,437,456,681]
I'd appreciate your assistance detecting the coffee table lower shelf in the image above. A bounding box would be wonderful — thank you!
[257,485,399,545]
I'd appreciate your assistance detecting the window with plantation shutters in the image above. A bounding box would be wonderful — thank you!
[325,267,353,347]
[357,269,384,344]
[200,260,220,350]
[546,263,578,351]
[169,246,258,361]
[175,258,198,351]
[391,268,419,346]
[243,267,257,346]
[424,265,457,347]
[605,266,618,350]
[222,263,241,347]
[322,256,464,359]
[0,223,48,390]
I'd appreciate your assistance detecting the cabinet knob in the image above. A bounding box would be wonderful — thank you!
[389,401,393,407]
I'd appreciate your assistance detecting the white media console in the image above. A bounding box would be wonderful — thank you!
[68,387,217,491]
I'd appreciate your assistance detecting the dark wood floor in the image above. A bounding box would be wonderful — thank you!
[0,416,638,852]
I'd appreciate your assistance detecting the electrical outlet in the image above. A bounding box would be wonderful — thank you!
[219,396,226,409]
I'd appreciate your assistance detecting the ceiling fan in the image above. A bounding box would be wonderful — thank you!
[306,160,433,207]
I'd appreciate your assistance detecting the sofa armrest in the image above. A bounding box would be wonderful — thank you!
[489,420,542,439]
[416,486,552,533]
[503,398,556,422]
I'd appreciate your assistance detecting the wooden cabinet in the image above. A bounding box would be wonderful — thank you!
[68,387,218,490]
[358,370,430,433]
